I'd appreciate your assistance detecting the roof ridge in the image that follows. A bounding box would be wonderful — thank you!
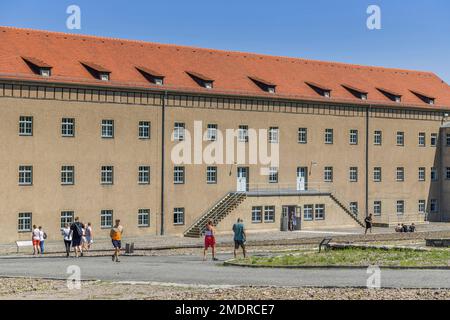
[0,25,436,77]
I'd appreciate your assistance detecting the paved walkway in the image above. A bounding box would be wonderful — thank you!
[1,254,449,289]
[2,223,450,256]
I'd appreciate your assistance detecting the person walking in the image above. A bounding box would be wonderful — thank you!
[85,222,93,250]
[31,225,41,255]
[70,217,84,258]
[232,218,246,259]
[38,226,46,254]
[61,223,72,257]
[364,213,373,235]
[203,220,218,261]
[110,219,123,263]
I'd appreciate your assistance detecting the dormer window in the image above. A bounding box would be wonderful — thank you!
[377,88,402,103]
[22,56,52,77]
[136,66,165,86]
[249,76,276,93]
[186,71,214,89]
[80,61,111,81]
[40,68,51,77]
[305,82,332,98]
[342,84,368,100]
[411,90,435,105]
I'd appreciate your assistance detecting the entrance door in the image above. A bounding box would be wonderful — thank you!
[237,167,249,192]
[294,206,302,230]
[297,167,308,191]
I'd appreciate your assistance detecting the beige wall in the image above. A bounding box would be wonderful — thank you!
[0,82,448,243]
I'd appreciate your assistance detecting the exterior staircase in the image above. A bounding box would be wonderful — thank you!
[184,192,246,238]
[329,194,365,227]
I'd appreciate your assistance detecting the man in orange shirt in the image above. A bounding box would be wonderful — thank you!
[110,219,123,263]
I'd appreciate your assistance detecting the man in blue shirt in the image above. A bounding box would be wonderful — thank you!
[232,218,246,258]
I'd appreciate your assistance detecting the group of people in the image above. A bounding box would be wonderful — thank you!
[395,223,416,233]
[203,218,247,261]
[31,225,47,255]
[61,217,93,258]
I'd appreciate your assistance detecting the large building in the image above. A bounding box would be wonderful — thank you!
[1,26,450,243]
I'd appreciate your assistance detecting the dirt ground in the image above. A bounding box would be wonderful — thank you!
[0,277,449,300]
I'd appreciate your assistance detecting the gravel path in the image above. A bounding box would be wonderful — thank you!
[0,278,449,300]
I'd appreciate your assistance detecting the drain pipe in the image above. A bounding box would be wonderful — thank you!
[365,105,370,218]
[160,91,168,235]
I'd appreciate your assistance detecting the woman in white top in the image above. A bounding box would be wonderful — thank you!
[61,223,72,257]
[85,222,93,250]
[31,225,41,255]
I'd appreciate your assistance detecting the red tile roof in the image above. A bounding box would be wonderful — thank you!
[0,26,449,109]
[22,56,52,68]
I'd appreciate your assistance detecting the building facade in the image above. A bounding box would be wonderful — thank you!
[0,27,449,243]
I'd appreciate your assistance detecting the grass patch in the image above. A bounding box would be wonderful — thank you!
[234,247,450,267]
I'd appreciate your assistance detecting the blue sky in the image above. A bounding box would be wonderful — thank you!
[1,0,449,83]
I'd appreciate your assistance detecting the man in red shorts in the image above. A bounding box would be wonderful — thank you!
[203,219,218,261]
[31,225,41,255]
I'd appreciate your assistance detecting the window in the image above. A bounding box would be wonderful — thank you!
[60,211,74,228]
[268,127,279,143]
[418,200,426,214]
[349,167,358,182]
[431,167,438,181]
[101,120,114,138]
[173,122,185,141]
[61,118,75,137]
[446,167,450,180]
[396,200,405,215]
[18,212,32,232]
[418,132,426,147]
[138,209,150,227]
[447,134,450,147]
[298,128,307,144]
[349,129,358,145]
[138,166,150,184]
[418,167,426,181]
[101,166,114,185]
[324,167,333,182]
[139,121,151,139]
[396,167,405,182]
[325,129,333,144]
[269,167,278,183]
[264,206,275,223]
[174,208,185,225]
[238,125,249,142]
[374,130,382,145]
[40,69,51,77]
[19,116,33,136]
[61,166,75,185]
[303,204,313,221]
[396,132,404,146]
[206,124,218,141]
[174,166,185,184]
[373,167,382,182]
[431,133,438,147]
[314,204,325,220]
[206,166,217,184]
[100,210,113,228]
[19,166,33,185]
[349,202,358,216]
[373,201,382,216]
[430,199,438,213]
[251,206,262,223]
[100,73,110,81]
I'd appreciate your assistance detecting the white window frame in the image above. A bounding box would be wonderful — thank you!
[19,116,33,136]
[268,167,278,184]
[396,167,405,182]
[138,166,150,184]
[303,204,314,221]
[396,200,405,215]
[206,166,217,184]
[349,167,358,182]
[101,166,114,185]
[206,124,218,141]
[374,130,382,145]
[263,206,275,223]
[100,210,113,228]
[19,165,33,185]
[418,200,426,214]
[373,167,382,182]
[174,208,185,225]
[298,128,307,144]
[349,129,358,145]
[138,209,150,227]
[418,167,426,181]
[238,125,249,142]
[61,165,75,185]
[101,120,114,138]
[314,204,325,220]
[173,122,185,141]
[18,212,32,232]
[373,201,382,216]
[139,121,151,139]
[174,166,185,184]
[349,202,358,216]
[418,132,426,147]
[60,211,74,228]
[396,131,404,146]
[325,129,333,144]
[61,118,75,137]
[324,166,333,182]
[268,127,279,144]
[251,206,262,223]
[431,133,438,147]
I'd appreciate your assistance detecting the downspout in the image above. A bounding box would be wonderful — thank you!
[160,91,168,235]
[365,105,370,218]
